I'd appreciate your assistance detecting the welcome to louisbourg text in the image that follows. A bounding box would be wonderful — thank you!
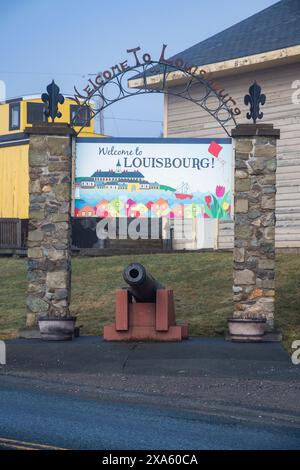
[98,145,214,170]
[73,44,241,117]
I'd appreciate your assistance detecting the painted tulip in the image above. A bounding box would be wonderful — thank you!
[222,201,229,211]
[205,195,212,208]
[216,185,225,198]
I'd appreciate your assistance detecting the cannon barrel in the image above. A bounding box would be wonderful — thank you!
[123,263,164,303]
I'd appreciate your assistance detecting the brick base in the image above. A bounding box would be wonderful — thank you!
[103,324,188,341]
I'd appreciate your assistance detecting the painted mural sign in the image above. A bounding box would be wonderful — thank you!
[74,137,233,220]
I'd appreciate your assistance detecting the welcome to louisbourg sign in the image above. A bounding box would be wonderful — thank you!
[71,44,241,135]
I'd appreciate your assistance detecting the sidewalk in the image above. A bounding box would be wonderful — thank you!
[1,337,300,428]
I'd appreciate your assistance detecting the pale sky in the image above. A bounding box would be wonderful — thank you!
[0,0,277,136]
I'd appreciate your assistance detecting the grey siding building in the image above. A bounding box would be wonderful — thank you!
[132,0,300,249]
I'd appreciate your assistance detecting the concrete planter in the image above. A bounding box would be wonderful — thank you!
[38,316,76,341]
[228,318,266,342]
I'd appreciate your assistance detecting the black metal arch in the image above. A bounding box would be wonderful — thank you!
[71,61,238,136]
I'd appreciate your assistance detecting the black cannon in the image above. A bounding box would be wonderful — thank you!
[123,262,164,303]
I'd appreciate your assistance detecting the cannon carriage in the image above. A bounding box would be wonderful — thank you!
[104,263,188,341]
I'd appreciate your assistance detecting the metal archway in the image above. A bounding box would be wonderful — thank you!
[71,60,238,136]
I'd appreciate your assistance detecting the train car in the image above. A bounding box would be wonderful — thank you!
[0,95,103,252]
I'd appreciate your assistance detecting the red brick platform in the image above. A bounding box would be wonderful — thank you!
[104,289,188,341]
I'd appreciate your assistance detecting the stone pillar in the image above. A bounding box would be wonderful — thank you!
[25,124,75,327]
[232,124,280,330]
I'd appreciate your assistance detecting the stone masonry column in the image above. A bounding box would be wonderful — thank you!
[232,124,280,331]
[25,124,75,327]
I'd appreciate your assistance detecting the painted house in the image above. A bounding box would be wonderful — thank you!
[154,198,169,216]
[78,205,96,217]
[127,203,140,218]
[95,199,110,217]
[170,204,185,219]
[129,0,300,250]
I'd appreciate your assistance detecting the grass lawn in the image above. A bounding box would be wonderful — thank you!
[0,253,299,352]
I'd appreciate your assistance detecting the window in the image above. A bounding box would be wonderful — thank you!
[70,105,91,127]
[9,102,20,130]
[27,102,47,124]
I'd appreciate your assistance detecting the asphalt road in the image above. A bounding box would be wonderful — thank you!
[0,381,300,450]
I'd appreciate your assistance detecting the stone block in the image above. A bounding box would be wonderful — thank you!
[235,152,250,161]
[233,286,243,294]
[265,159,277,172]
[234,247,245,262]
[30,180,41,193]
[248,208,260,219]
[41,223,56,233]
[54,289,69,300]
[234,269,256,285]
[29,150,48,167]
[46,271,69,289]
[48,137,71,157]
[254,144,276,158]
[45,248,66,261]
[27,295,49,313]
[54,184,71,201]
[26,313,37,328]
[235,159,247,169]
[264,226,275,240]
[257,174,276,185]
[261,212,275,227]
[27,247,43,259]
[235,140,253,153]
[51,213,70,223]
[247,288,263,300]
[261,195,275,210]
[235,179,251,192]
[29,210,45,220]
[235,198,248,213]
[48,161,70,172]
[256,279,275,289]
[28,230,44,242]
[235,225,252,239]
[248,158,265,174]
[258,259,275,270]
[235,170,248,179]
[262,185,276,194]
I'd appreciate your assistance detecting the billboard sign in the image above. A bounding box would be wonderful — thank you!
[74,137,233,220]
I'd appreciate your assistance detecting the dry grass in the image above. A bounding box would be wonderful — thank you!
[0,252,299,352]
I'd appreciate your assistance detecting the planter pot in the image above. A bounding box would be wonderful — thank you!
[38,316,76,341]
[228,318,266,342]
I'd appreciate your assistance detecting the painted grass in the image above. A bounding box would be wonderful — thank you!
[0,253,299,351]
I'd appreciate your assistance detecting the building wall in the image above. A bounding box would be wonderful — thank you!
[0,144,29,218]
[165,62,300,249]
[0,97,103,222]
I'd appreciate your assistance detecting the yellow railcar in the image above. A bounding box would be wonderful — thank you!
[0,95,101,218]
[0,95,102,249]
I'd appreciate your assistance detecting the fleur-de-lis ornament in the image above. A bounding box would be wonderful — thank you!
[41,80,65,122]
[244,81,266,124]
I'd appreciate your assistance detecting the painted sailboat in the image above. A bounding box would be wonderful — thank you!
[175,182,193,200]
